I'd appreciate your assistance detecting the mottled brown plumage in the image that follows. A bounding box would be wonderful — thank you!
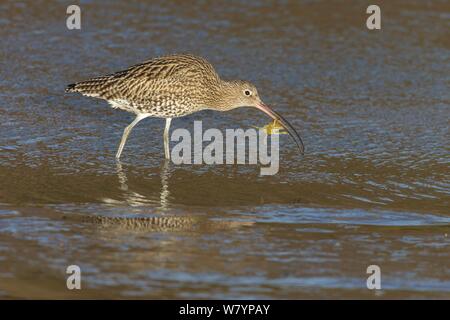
[66,54,304,159]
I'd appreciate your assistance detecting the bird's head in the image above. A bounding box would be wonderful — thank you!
[217,80,263,111]
[212,80,305,154]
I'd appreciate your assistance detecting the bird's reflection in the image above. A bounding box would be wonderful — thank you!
[116,161,129,192]
[115,160,172,211]
[108,160,255,232]
[159,160,171,211]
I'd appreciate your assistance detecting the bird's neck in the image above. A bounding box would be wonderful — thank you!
[207,80,237,111]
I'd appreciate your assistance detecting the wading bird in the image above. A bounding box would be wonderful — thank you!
[66,54,304,160]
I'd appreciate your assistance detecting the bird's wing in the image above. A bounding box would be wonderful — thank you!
[66,54,219,101]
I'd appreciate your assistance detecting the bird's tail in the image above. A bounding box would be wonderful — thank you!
[65,76,113,98]
[65,83,78,93]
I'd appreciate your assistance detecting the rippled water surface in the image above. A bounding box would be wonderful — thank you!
[0,0,449,298]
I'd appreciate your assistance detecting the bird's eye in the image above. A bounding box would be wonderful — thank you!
[244,89,252,96]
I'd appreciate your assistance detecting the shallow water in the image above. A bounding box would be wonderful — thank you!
[0,0,449,298]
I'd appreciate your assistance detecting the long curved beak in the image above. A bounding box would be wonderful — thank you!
[255,103,305,154]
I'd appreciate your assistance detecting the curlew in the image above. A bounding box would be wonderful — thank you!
[66,54,304,160]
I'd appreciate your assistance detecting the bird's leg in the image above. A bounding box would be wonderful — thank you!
[164,118,172,160]
[116,114,148,160]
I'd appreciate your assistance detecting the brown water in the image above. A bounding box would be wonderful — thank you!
[0,0,449,299]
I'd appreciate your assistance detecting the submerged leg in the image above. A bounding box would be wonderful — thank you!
[164,118,172,160]
[116,114,149,160]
